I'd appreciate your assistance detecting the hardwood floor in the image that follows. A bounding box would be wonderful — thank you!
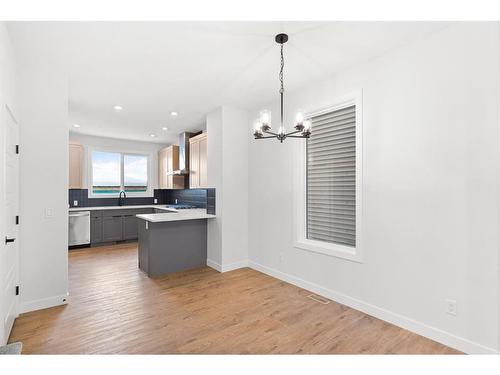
[9,242,460,354]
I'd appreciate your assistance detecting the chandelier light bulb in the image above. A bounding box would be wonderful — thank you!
[303,119,312,136]
[253,119,263,138]
[294,111,305,131]
[260,110,271,131]
[296,111,304,125]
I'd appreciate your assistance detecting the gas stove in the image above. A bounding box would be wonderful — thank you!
[165,204,198,210]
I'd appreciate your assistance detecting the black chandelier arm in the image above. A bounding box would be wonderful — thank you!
[286,135,310,138]
[262,130,280,136]
[284,129,303,136]
[254,135,279,140]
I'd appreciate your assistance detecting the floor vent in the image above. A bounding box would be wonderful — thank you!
[307,293,331,305]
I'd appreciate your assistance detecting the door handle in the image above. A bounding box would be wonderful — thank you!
[5,237,16,244]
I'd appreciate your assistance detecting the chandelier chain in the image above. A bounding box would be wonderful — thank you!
[279,43,284,126]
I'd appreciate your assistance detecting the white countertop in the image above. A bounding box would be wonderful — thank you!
[69,205,176,212]
[136,209,216,223]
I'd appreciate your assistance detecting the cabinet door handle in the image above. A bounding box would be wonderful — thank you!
[5,237,16,244]
[112,215,122,218]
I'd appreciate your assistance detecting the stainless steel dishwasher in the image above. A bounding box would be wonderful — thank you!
[69,211,90,246]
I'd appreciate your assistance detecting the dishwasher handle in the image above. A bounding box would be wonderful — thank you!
[69,211,90,217]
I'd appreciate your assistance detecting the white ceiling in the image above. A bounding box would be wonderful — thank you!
[8,21,451,144]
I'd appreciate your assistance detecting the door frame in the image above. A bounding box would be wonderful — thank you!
[0,103,20,345]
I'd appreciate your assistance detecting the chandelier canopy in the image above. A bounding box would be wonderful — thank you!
[253,33,312,143]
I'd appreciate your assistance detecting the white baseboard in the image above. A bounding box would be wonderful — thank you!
[221,259,249,272]
[207,259,249,273]
[207,259,222,272]
[249,260,498,355]
[19,293,68,314]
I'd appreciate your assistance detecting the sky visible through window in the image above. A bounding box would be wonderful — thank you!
[124,154,148,189]
[92,151,148,194]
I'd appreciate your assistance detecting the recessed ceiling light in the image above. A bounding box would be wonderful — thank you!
[170,111,178,116]
[149,133,157,138]
[73,123,80,128]
[162,127,168,131]
[114,105,123,111]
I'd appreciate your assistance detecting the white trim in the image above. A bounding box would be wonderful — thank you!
[221,259,249,272]
[292,90,364,263]
[87,146,153,198]
[19,293,68,314]
[249,260,498,355]
[206,259,222,272]
[207,259,249,273]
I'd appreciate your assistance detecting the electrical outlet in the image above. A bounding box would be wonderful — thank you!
[446,299,457,316]
[154,198,158,204]
[73,200,78,206]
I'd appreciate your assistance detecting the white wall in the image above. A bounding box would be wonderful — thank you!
[207,106,249,271]
[207,108,223,266]
[69,132,166,191]
[248,23,500,354]
[9,24,70,313]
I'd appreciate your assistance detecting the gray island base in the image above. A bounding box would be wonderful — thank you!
[136,210,215,277]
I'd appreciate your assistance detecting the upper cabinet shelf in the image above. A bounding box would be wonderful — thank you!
[189,132,207,189]
[69,141,83,189]
[158,145,185,189]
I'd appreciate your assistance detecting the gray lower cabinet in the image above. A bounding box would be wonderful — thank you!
[122,215,138,240]
[91,216,103,243]
[102,215,123,242]
[90,207,155,244]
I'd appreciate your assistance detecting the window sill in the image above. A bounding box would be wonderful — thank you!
[88,192,154,199]
[293,238,363,263]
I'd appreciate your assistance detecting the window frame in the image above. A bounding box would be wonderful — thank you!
[88,146,153,198]
[292,90,364,263]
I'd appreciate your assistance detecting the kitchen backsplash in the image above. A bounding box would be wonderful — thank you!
[69,188,216,214]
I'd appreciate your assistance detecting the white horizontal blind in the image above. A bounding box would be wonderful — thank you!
[306,105,356,247]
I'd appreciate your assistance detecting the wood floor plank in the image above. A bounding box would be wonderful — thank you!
[8,242,461,354]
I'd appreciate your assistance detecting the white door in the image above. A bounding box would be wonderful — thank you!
[0,104,19,345]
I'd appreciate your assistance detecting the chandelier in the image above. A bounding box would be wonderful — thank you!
[253,33,312,143]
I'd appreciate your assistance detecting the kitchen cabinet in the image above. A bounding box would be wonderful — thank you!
[102,215,123,242]
[158,145,184,189]
[69,142,83,189]
[90,212,103,244]
[189,133,207,188]
[88,208,155,244]
[122,214,138,240]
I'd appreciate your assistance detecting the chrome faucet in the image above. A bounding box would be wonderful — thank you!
[118,190,127,206]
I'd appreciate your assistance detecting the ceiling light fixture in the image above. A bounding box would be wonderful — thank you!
[253,34,311,143]
[162,127,168,131]
[114,105,123,111]
[73,123,80,128]
[149,133,157,138]
[170,111,178,116]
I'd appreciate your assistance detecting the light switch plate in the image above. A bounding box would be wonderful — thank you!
[154,198,158,204]
[446,299,457,316]
[73,200,78,206]
[45,208,54,218]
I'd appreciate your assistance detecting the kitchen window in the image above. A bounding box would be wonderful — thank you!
[90,150,150,197]
[293,92,363,262]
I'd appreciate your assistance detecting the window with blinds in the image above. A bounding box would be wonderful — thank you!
[306,105,356,247]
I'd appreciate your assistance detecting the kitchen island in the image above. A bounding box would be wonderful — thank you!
[136,209,216,277]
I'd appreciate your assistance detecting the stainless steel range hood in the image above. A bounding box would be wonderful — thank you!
[168,132,198,175]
